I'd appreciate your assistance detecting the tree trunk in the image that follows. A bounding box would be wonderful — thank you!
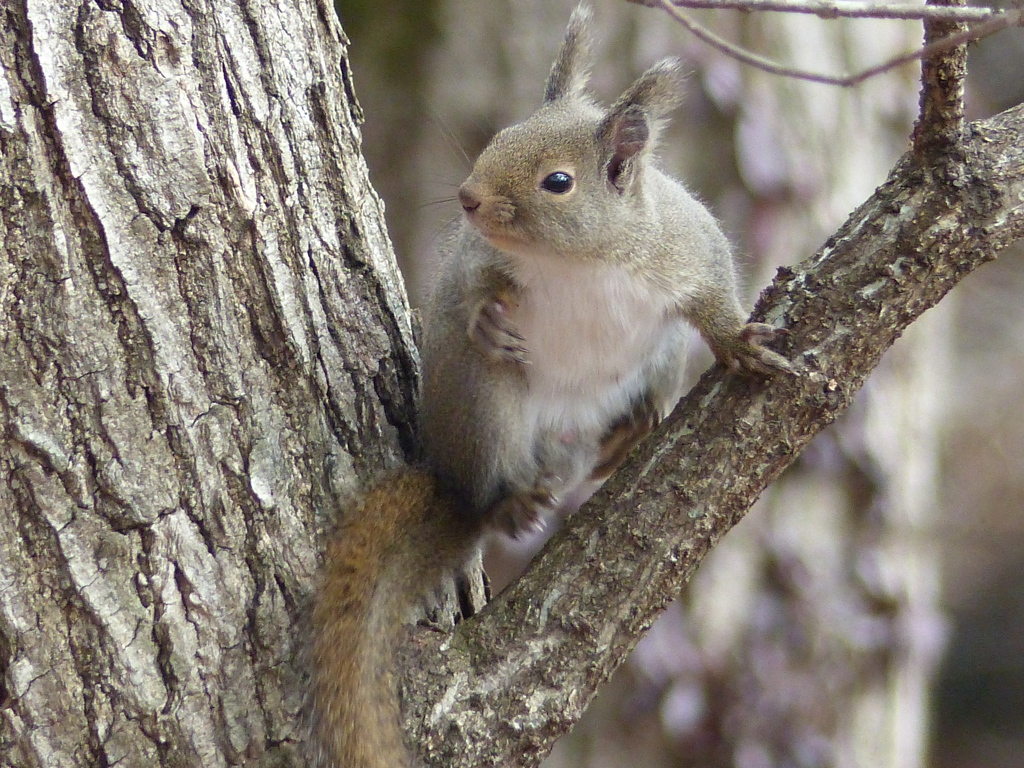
[0,0,416,764]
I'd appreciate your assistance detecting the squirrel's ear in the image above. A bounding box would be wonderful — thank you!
[598,59,684,192]
[544,4,593,102]
[613,58,685,121]
[598,105,650,193]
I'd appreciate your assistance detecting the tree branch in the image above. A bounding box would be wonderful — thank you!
[629,0,1000,22]
[405,103,1024,767]
[640,0,1022,87]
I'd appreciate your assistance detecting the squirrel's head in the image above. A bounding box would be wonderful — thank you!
[458,3,684,259]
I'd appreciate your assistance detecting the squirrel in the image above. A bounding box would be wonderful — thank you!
[308,5,792,767]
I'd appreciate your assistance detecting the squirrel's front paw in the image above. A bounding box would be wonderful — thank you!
[717,323,795,377]
[469,294,529,364]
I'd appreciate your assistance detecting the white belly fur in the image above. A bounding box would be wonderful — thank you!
[509,254,688,438]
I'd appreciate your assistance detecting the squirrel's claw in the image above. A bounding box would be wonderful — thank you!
[716,323,797,377]
[470,295,530,365]
[591,397,661,481]
[488,480,560,538]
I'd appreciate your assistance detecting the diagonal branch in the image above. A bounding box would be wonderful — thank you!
[404,103,1024,767]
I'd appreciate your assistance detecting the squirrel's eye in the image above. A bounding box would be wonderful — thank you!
[541,171,574,194]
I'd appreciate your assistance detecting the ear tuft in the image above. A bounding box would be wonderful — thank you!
[543,4,594,102]
[597,60,684,192]
[614,58,685,119]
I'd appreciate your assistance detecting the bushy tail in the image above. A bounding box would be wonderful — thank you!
[307,470,479,768]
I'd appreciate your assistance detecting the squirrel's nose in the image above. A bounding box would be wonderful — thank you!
[458,185,481,214]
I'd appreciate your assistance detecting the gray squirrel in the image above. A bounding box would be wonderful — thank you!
[420,4,791,534]
[309,5,792,767]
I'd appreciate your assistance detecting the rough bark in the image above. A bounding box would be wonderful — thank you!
[0,0,416,764]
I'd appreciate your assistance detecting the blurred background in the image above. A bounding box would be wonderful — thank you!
[334,1,1024,765]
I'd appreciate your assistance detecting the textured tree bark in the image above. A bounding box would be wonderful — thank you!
[0,0,417,764]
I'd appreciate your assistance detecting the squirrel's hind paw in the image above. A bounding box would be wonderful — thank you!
[591,397,661,481]
[487,481,559,539]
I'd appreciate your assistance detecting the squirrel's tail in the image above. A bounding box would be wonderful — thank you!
[307,469,479,768]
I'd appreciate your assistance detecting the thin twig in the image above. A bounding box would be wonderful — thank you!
[630,0,998,22]
[914,0,969,153]
[652,0,1023,87]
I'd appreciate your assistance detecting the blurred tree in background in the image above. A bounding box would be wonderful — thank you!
[341,1,1024,766]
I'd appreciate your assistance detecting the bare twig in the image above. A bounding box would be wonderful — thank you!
[629,0,999,22]
[914,0,969,153]
[650,0,1023,86]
